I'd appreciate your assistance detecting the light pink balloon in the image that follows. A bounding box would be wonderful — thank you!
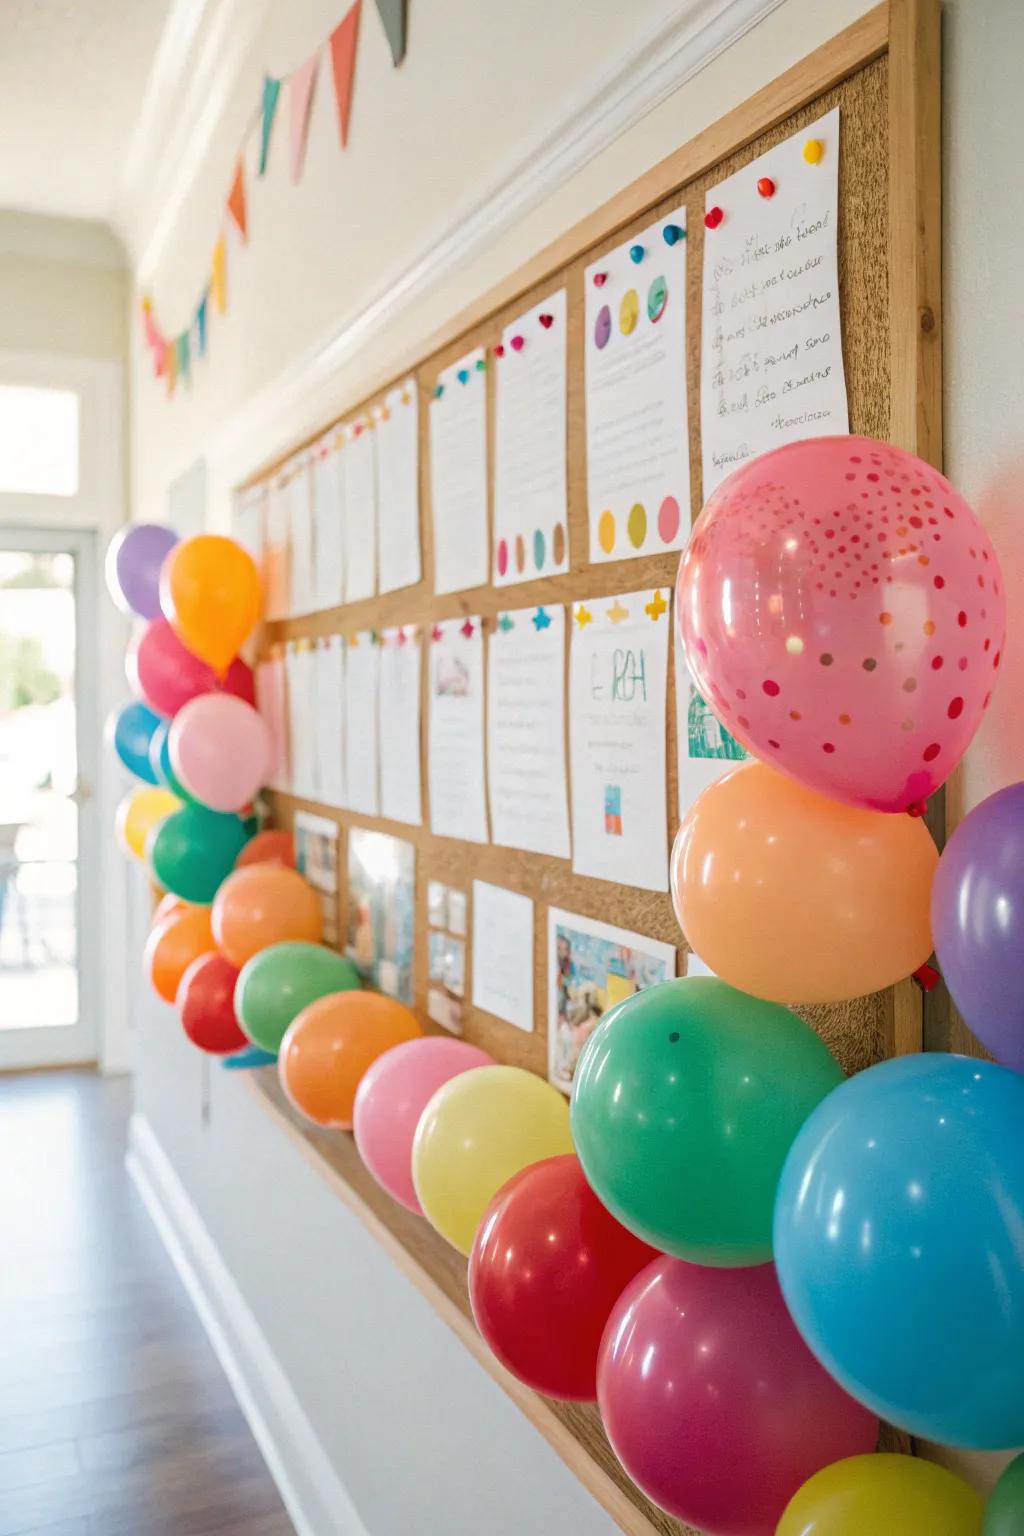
[598,1257,878,1536]
[169,694,270,812]
[677,436,1006,812]
[127,616,255,718]
[353,1037,495,1213]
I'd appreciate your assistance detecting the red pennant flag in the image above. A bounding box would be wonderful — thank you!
[329,0,361,149]
[289,50,319,181]
[227,158,247,241]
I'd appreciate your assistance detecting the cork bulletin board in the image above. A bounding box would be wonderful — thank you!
[241,4,942,1531]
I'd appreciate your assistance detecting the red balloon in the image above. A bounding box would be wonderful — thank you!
[177,953,247,1055]
[127,617,255,718]
[468,1155,658,1401]
[235,829,295,869]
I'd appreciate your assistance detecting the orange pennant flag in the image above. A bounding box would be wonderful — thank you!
[165,339,178,395]
[329,0,361,149]
[227,159,247,241]
[211,235,227,314]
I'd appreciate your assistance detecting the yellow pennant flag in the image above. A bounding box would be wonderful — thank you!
[165,339,178,395]
[211,235,227,315]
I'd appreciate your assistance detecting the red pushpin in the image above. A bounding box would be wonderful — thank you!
[757,176,776,198]
[493,343,505,358]
[510,335,525,352]
[704,206,724,230]
[593,272,608,287]
[538,313,554,329]
[912,963,941,993]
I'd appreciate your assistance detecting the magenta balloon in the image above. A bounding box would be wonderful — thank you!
[598,1257,878,1535]
[127,617,255,718]
[168,694,271,812]
[353,1037,495,1213]
[677,436,1005,812]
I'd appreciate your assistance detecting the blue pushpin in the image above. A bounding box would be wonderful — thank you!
[629,243,646,264]
[457,368,470,385]
[663,224,685,246]
[433,383,444,398]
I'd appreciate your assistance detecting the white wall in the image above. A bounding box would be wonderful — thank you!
[126,0,1024,1527]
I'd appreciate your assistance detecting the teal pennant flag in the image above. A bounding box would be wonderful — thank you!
[374,0,407,65]
[259,75,281,175]
[176,331,190,384]
[195,293,208,357]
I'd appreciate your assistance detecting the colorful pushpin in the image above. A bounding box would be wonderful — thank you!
[460,617,475,639]
[803,138,824,165]
[593,272,608,287]
[431,624,443,642]
[457,368,470,384]
[433,383,444,398]
[493,343,505,358]
[510,335,525,352]
[704,206,724,230]
[475,357,486,371]
[757,176,776,198]
[662,224,685,245]
[629,244,646,264]
[538,313,554,329]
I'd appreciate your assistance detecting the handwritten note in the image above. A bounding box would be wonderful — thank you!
[472,881,534,1032]
[343,421,377,603]
[376,382,421,594]
[487,605,569,858]
[313,634,346,808]
[673,622,748,820]
[312,435,344,611]
[427,618,488,844]
[700,107,847,497]
[569,588,670,891]
[343,632,380,816]
[429,349,489,595]
[585,209,691,562]
[378,625,422,826]
[493,291,569,585]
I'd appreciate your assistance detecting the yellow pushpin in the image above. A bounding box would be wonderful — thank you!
[803,138,825,165]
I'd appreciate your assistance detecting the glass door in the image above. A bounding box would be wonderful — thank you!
[0,527,98,1068]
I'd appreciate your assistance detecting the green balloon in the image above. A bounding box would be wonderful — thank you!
[234,941,361,1054]
[570,976,843,1266]
[148,804,251,903]
[985,1453,1024,1535]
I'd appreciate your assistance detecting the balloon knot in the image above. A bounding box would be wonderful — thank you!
[912,963,940,993]
[906,799,928,818]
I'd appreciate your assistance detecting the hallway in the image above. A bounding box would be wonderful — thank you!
[0,1070,293,1535]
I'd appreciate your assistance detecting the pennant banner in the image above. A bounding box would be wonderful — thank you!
[227,158,247,241]
[289,51,319,182]
[259,75,281,176]
[329,0,361,149]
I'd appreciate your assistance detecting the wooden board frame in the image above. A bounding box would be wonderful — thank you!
[240,5,940,1531]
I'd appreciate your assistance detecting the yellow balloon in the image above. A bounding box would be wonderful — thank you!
[160,534,261,676]
[776,1454,983,1536]
[412,1067,574,1254]
[115,787,180,861]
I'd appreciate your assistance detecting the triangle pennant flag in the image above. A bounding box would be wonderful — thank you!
[227,158,247,240]
[141,296,162,351]
[329,0,361,149]
[259,75,281,176]
[177,332,191,385]
[374,0,407,65]
[289,49,319,182]
[165,339,178,395]
[211,235,227,314]
[196,293,209,357]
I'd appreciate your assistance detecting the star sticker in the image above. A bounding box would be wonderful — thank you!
[431,625,444,642]
[532,607,552,631]
[575,605,593,629]
[460,618,475,639]
[498,613,515,633]
[645,589,667,621]
[607,600,629,625]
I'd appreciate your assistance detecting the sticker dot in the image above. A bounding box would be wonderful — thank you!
[594,305,612,350]
[932,655,943,670]
[619,290,639,336]
[823,742,836,753]
[768,739,780,750]
[627,503,647,549]
[533,529,546,571]
[597,511,616,554]
[819,652,834,666]
[863,657,877,672]
[839,713,852,725]
[515,535,526,574]
[958,610,968,627]
[923,742,941,762]
[496,539,508,577]
[880,612,893,625]
[552,523,566,566]
[948,696,964,719]
[903,678,918,693]
[789,710,801,721]
[762,679,780,696]
[668,1031,680,1043]
[647,276,669,323]
[657,496,681,544]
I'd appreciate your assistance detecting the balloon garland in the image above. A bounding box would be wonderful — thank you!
[104,434,1019,1532]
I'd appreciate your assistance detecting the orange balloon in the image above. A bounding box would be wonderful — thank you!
[144,904,215,1003]
[152,891,190,928]
[671,760,937,1004]
[279,992,422,1130]
[234,829,295,870]
[160,534,261,676]
[212,864,322,968]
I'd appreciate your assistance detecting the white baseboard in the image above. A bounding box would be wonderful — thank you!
[127,1112,370,1536]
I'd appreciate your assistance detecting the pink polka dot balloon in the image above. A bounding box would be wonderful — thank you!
[677,437,1005,812]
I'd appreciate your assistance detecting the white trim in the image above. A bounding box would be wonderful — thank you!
[127,1113,371,1536]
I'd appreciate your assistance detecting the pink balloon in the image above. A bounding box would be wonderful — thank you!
[127,617,255,718]
[353,1037,494,1213]
[677,436,1006,812]
[598,1257,878,1536]
[169,694,271,812]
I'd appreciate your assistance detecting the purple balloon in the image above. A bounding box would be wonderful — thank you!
[932,781,1024,1070]
[105,523,178,619]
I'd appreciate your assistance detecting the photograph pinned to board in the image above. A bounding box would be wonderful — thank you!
[441,936,465,999]
[346,828,415,1004]
[673,622,749,820]
[568,587,671,892]
[471,881,534,1033]
[375,381,422,594]
[429,347,489,595]
[427,879,448,928]
[493,291,569,585]
[584,208,691,563]
[700,106,847,497]
[548,908,676,1095]
[446,887,467,937]
[293,810,340,947]
[427,617,488,844]
[487,604,570,859]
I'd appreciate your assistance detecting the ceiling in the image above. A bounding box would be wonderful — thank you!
[0,0,174,223]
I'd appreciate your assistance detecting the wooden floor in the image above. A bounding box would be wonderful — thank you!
[0,1069,294,1536]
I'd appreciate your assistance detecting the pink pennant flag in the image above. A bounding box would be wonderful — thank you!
[289,49,319,182]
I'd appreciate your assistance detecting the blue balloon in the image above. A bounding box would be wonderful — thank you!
[110,700,162,784]
[221,1045,278,1071]
[774,1053,1024,1448]
[148,719,195,803]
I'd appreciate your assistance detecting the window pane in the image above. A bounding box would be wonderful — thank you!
[0,384,79,497]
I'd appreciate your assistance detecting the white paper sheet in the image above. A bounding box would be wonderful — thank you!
[569,587,671,891]
[673,622,749,822]
[376,382,421,594]
[493,291,569,584]
[343,421,377,603]
[312,435,345,611]
[585,210,690,562]
[232,482,266,567]
[343,632,380,816]
[263,474,291,621]
[288,454,315,616]
[378,625,422,826]
[256,651,289,792]
[313,634,346,808]
[700,106,847,497]
[487,604,570,858]
[427,616,488,843]
[471,880,534,1032]
[284,640,317,800]
[429,348,489,595]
